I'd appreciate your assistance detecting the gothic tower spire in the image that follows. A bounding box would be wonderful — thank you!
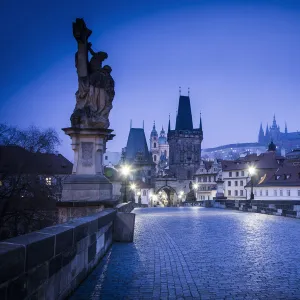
[258,122,264,143]
[175,95,193,130]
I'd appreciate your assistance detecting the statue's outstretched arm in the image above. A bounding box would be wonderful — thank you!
[88,42,96,56]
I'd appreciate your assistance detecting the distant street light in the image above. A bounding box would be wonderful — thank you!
[193,182,199,190]
[248,166,256,201]
[120,164,132,203]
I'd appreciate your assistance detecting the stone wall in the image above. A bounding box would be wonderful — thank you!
[0,209,116,300]
[214,199,300,218]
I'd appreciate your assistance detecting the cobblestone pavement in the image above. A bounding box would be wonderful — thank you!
[70,207,300,299]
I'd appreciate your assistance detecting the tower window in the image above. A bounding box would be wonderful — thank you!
[154,155,157,162]
[154,143,157,148]
[187,170,191,179]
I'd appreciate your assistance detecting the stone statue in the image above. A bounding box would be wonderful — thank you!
[186,180,197,202]
[71,18,115,129]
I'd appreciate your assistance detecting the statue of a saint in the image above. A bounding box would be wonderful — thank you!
[71,18,115,129]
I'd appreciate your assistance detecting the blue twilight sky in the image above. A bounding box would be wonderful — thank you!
[1,0,300,161]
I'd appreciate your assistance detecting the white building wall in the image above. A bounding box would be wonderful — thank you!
[222,170,249,200]
[103,152,121,166]
[245,186,300,200]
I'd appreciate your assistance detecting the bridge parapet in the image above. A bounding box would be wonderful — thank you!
[0,209,116,300]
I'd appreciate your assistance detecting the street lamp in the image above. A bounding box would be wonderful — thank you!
[120,164,132,203]
[248,166,256,201]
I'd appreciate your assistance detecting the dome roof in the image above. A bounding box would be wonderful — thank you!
[158,136,167,145]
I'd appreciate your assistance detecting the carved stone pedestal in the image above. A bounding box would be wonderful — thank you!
[61,127,115,202]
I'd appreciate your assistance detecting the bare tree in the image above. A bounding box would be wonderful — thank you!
[0,124,66,240]
[0,123,61,153]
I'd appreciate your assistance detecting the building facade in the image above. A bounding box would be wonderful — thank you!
[167,95,203,180]
[194,159,222,200]
[150,123,169,173]
[222,148,284,200]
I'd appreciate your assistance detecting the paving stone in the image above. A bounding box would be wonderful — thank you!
[70,207,300,299]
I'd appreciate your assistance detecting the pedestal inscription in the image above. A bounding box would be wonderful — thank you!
[82,142,93,167]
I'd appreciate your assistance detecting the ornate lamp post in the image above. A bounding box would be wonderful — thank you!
[120,164,131,203]
[248,166,256,201]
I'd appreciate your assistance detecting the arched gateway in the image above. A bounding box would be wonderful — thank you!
[154,186,178,207]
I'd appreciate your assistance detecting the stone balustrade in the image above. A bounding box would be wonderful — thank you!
[0,209,117,300]
[214,199,300,218]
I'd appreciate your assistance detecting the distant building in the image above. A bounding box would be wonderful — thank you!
[245,160,300,200]
[149,122,169,173]
[122,127,156,206]
[222,146,284,200]
[194,159,222,201]
[202,143,267,161]
[0,145,72,201]
[168,95,203,180]
[258,115,300,153]
[103,151,121,166]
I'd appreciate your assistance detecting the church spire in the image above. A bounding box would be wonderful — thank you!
[258,122,264,143]
[272,114,277,128]
[199,112,203,134]
[168,114,171,133]
[285,121,288,134]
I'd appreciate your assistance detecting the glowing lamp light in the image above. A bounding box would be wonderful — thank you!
[152,195,158,201]
[120,165,131,177]
[137,191,141,196]
[130,183,136,191]
[248,166,256,176]
[179,190,184,196]
[193,183,199,190]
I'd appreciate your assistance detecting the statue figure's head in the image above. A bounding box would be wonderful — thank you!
[95,51,108,61]
[103,65,112,74]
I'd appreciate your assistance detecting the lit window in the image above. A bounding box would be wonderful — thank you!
[46,177,52,186]
[0,181,2,186]
[287,190,291,197]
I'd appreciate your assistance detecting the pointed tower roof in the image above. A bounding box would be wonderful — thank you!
[266,124,269,135]
[258,122,264,143]
[272,114,277,128]
[199,112,203,134]
[125,128,152,163]
[168,114,171,133]
[150,121,158,137]
[285,122,288,134]
[175,95,193,130]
